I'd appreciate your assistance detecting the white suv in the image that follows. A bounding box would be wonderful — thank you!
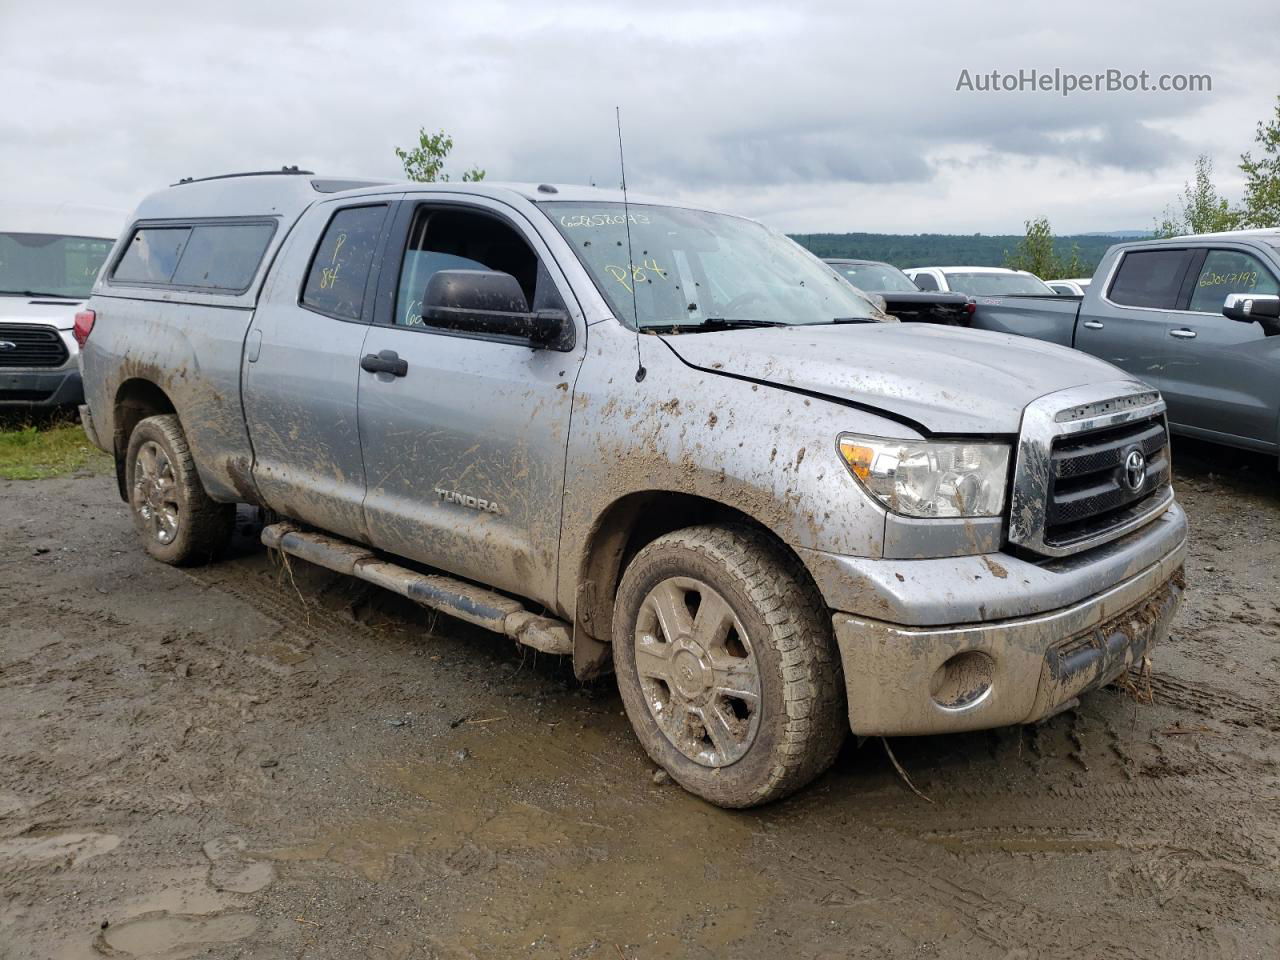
[0,204,121,407]
[905,265,1055,297]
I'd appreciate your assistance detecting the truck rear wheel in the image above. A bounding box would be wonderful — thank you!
[125,414,234,566]
[612,524,846,808]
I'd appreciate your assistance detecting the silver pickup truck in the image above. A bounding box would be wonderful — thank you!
[80,172,1187,807]
[971,231,1280,457]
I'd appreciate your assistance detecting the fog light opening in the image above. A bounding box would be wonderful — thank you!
[930,651,995,710]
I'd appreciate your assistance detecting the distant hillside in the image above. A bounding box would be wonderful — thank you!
[790,232,1147,275]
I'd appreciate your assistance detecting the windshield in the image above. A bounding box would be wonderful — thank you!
[0,232,113,299]
[541,202,879,328]
[831,261,920,293]
[942,271,1055,296]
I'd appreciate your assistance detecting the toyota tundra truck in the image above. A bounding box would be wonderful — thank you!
[79,171,1187,807]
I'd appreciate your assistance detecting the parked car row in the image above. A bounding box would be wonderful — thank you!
[822,261,1093,326]
[824,258,973,325]
[74,170,1188,807]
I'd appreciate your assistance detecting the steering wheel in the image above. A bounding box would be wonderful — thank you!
[718,290,767,315]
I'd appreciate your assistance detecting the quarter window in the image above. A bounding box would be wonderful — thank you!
[301,205,388,321]
[170,223,275,291]
[113,227,191,285]
[912,272,939,291]
[1107,250,1193,309]
[1188,249,1280,313]
[112,222,276,292]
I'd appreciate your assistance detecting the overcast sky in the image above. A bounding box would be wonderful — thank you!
[3,0,1278,236]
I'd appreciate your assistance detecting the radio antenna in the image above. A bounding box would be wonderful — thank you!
[616,106,646,382]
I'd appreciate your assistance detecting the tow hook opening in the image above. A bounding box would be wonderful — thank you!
[930,650,995,710]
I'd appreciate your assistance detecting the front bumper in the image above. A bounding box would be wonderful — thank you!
[832,538,1186,736]
[0,367,83,406]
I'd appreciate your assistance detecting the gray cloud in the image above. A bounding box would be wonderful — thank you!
[1,0,1275,232]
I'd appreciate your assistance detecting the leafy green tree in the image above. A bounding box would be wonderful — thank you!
[1059,243,1085,279]
[1004,216,1059,278]
[394,128,486,183]
[1239,95,1280,228]
[1153,154,1239,237]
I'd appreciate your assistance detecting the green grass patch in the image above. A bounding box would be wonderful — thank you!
[0,421,112,480]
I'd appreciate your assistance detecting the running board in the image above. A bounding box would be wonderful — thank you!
[261,522,572,655]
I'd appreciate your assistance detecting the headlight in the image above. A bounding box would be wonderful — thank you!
[837,434,1010,518]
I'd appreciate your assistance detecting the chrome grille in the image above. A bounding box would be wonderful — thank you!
[0,324,69,368]
[1008,382,1174,558]
[1045,415,1170,546]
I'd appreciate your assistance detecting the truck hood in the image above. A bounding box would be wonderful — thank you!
[0,295,83,330]
[660,322,1133,435]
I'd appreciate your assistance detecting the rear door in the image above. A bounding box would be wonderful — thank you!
[242,197,396,540]
[1159,246,1280,449]
[356,195,585,609]
[1075,247,1197,396]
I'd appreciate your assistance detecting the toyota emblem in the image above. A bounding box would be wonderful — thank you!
[1123,448,1147,492]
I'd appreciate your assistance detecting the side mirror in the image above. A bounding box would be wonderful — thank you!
[1222,292,1280,323]
[422,269,566,345]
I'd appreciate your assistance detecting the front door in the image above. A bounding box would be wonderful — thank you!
[1161,247,1280,449]
[243,199,394,540]
[357,197,585,609]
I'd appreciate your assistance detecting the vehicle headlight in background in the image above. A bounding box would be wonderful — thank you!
[837,435,1010,518]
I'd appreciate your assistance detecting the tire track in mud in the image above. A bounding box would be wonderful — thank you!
[181,564,421,672]
[766,825,1221,959]
[1147,674,1280,729]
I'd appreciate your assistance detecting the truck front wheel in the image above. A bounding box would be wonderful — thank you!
[612,524,846,807]
[125,414,234,566]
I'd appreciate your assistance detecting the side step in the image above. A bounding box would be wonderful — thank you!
[261,522,572,655]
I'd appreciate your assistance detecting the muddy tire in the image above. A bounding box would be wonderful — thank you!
[612,524,846,808]
[125,414,234,567]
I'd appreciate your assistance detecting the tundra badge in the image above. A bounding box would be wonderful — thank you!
[434,488,502,514]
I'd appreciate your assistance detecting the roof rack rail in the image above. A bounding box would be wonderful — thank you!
[172,165,316,187]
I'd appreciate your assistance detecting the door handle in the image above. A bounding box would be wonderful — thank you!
[361,350,408,377]
[1169,328,1197,340]
[1082,320,1104,330]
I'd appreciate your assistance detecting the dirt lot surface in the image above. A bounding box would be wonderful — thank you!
[2,441,1278,960]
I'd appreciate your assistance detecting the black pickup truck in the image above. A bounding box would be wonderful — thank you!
[825,258,973,326]
[969,232,1280,455]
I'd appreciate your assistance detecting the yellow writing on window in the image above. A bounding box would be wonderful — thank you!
[319,233,348,289]
[1198,269,1259,289]
[604,258,668,293]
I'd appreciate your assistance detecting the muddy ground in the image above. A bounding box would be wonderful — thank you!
[1,440,1278,960]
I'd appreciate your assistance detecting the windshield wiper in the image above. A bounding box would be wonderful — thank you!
[649,317,788,333]
[826,316,880,324]
[0,289,78,299]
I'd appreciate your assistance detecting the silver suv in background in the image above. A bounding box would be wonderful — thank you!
[79,172,1187,807]
[0,204,120,407]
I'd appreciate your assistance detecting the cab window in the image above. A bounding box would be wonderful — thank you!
[1187,249,1280,313]
[393,206,564,330]
[912,272,940,291]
